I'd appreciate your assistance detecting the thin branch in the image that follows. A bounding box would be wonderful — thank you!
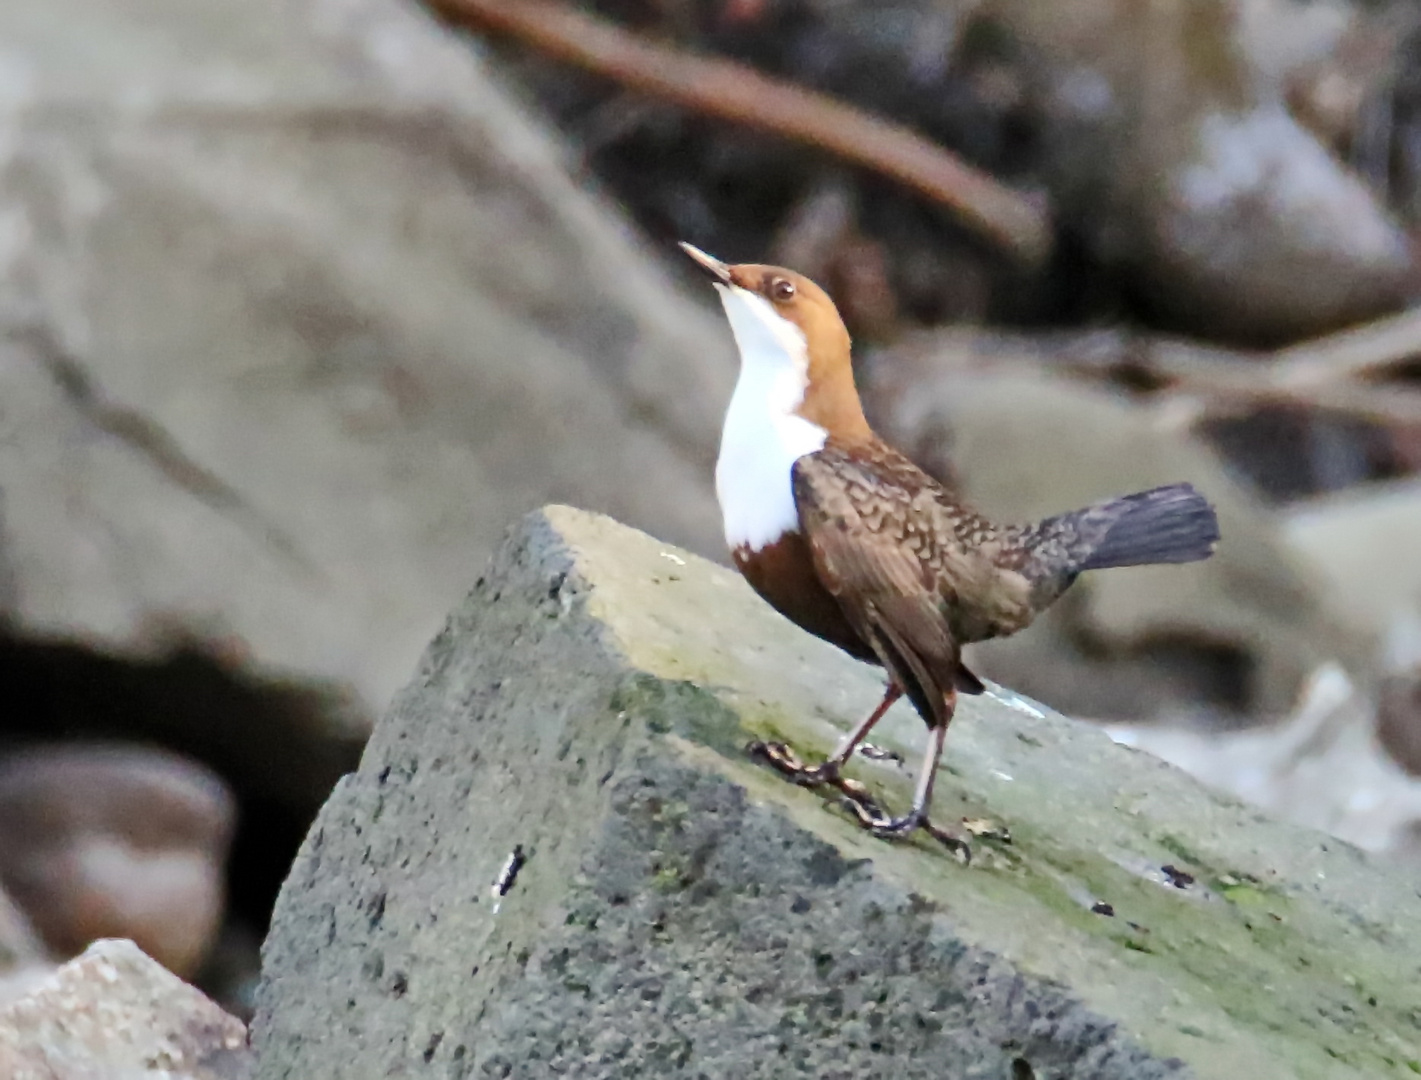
[909,326,1421,430]
[428,0,1053,266]
[1131,306,1421,400]
[1144,381,1421,433]
[1262,306,1421,389]
[1137,322,1421,427]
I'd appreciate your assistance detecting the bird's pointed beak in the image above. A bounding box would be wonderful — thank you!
[679,241,733,286]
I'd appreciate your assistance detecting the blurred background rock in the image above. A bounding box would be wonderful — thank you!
[2,0,1421,1017]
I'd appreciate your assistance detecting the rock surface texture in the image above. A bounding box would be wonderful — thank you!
[0,0,731,719]
[253,507,1421,1079]
[0,937,251,1078]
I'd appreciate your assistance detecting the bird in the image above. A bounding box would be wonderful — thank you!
[680,241,1221,844]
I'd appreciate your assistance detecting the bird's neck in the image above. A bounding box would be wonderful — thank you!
[797,357,873,444]
[711,285,874,551]
[715,361,828,553]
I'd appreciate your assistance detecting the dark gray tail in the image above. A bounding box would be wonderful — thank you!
[1073,483,1219,571]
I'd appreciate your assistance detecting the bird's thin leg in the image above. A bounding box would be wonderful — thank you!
[748,684,902,787]
[809,683,904,781]
[841,689,970,857]
[857,717,948,836]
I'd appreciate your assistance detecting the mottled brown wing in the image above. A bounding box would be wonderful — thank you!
[792,451,964,726]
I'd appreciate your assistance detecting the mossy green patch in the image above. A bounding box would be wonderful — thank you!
[627,668,1421,1078]
[565,504,1421,1078]
[610,673,744,754]
[1217,882,1272,907]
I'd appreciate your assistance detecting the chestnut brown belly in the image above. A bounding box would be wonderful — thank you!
[732,531,877,665]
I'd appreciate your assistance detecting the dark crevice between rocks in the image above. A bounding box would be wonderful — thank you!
[0,625,368,1010]
[1072,632,1258,719]
[974,608,1259,726]
[1200,406,1408,503]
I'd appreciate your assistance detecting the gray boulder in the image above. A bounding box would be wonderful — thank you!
[983,0,1414,343]
[0,0,731,720]
[252,506,1421,1079]
[0,937,251,1078]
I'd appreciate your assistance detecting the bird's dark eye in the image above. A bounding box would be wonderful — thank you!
[768,278,796,302]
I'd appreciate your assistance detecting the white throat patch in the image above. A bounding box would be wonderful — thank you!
[713,285,828,552]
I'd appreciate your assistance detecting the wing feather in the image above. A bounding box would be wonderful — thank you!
[792,451,969,723]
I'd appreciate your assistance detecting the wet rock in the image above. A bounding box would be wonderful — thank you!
[0,744,235,978]
[984,0,1415,343]
[0,937,251,1079]
[252,506,1420,1079]
[0,0,732,727]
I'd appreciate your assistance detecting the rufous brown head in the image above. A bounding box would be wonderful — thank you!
[680,243,869,441]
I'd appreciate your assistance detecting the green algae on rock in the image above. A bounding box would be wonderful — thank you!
[253,506,1421,1080]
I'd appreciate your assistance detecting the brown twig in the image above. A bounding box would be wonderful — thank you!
[427,0,1053,266]
[1145,380,1421,433]
[1260,305,1421,389]
[900,323,1421,430]
[1138,316,1421,428]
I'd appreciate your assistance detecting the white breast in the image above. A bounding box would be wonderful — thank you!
[711,286,828,552]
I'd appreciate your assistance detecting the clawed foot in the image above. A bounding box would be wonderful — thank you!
[745,740,843,787]
[746,740,877,808]
[745,740,971,862]
[745,740,877,804]
[842,798,922,837]
[838,795,972,861]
